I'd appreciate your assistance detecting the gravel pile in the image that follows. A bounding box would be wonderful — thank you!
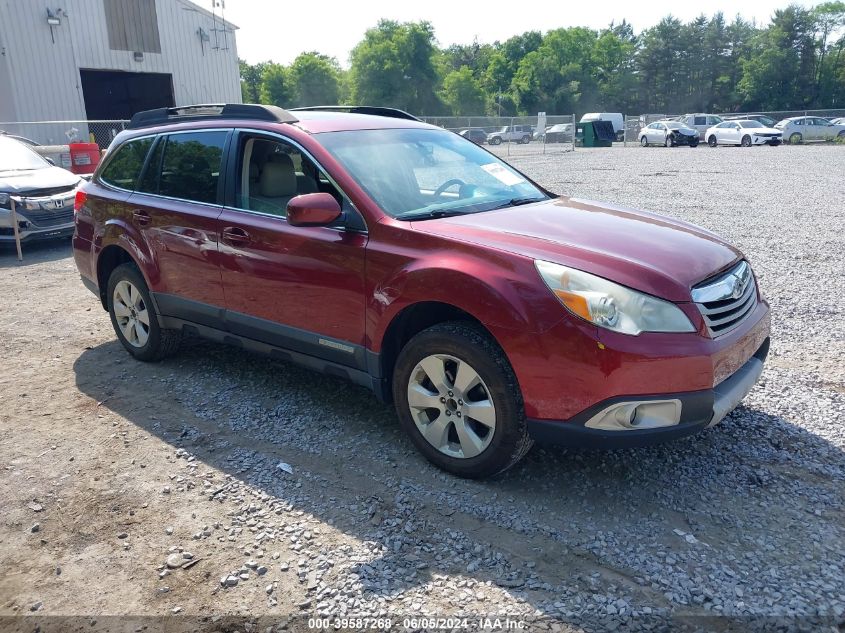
[142,146,845,628]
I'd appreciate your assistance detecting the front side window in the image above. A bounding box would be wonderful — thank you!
[158,131,227,204]
[318,128,547,220]
[99,137,154,190]
[235,136,327,217]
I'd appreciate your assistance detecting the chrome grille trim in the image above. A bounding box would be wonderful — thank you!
[693,261,758,337]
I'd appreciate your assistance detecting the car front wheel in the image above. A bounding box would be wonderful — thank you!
[489,137,502,145]
[708,135,718,147]
[665,134,675,147]
[392,322,532,478]
[741,135,752,147]
[640,136,648,147]
[789,133,802,144]
[107,263,181,361]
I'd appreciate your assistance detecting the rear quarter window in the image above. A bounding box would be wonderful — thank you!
[99,137,154,190]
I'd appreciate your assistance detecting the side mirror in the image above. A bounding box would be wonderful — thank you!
[286,193,342,227]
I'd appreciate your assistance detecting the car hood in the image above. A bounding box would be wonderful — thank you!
[412,196,743,302]
[0,166,80,194]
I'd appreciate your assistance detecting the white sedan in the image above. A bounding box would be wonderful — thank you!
[705,120,782,147]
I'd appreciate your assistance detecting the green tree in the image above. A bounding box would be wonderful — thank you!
[289,52,341,107]
[440,66,486,115]
[349,20,445,114]
[738,5,817,109]
[239,59,267,103]
[259,63,292,107]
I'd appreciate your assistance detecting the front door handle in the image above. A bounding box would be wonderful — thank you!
[222,226,251,246]
[133,209,151,226]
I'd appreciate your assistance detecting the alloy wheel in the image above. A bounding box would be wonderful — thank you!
[113,280,150,348]
[406,354,496,459]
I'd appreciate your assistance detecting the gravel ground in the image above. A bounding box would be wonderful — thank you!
[1,145,843,632]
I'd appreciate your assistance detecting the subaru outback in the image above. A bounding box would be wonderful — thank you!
[73,104,770,478]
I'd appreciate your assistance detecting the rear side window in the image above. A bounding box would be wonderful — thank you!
[694,116,706,126]
[158,131,227,204]
[100,137,154,190]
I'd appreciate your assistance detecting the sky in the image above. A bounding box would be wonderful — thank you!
[220,0,817,67]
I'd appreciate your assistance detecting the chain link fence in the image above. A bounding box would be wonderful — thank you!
[3,109,843,165]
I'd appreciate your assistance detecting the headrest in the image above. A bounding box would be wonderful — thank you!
[259,154,296,197]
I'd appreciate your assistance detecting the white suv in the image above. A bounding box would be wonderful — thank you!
[487,125,534,145]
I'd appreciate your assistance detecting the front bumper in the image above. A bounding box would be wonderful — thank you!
[0,206,74,242]
[527,338,769,448]
[752,135,782,145]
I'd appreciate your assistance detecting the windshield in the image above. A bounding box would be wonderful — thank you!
[318,128,548,219]
[739,121,763,128]
[0,137,49,171]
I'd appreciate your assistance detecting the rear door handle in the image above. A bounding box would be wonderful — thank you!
[133,209,151,226]
[222,226,251,245]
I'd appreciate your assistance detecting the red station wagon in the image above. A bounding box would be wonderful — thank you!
[73,104,771,478]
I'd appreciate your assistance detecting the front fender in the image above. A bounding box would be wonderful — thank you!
[367,250,566,353]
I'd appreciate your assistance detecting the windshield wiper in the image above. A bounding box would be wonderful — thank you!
[489,197,546,210]
[395,207,478,221]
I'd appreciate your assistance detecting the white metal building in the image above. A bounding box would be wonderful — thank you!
[0,0,241,143]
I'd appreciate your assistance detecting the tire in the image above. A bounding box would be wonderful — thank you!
[665,134,675,147]
[392,322,532,479]
[489,137,502,146]
[789,133,802,144]
[107,263,181,362]
[741,135,752,147]
[521,135,531,144]
[708,135,718,147]
[838,131,845,139]
[640,136,648,147]
[689,140,699,148]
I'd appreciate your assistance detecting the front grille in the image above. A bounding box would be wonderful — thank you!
[692,261,758,337]
[19,207,74,227]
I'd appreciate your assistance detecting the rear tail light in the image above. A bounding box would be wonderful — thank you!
[74,190,87,215]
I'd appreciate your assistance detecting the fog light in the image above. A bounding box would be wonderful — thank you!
[585,399,682,431]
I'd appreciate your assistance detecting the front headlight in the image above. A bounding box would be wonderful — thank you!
[535,260,695,336]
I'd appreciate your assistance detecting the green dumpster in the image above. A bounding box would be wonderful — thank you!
[575,120,615,147]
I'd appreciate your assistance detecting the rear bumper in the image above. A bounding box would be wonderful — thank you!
[527,338,769,448]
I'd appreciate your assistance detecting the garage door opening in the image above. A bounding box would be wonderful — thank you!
[80,69,175,120]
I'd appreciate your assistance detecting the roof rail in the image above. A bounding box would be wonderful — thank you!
[290,105,421,122]
[127,103,298,129]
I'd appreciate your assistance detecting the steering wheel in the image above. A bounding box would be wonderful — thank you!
[433,178,467,197]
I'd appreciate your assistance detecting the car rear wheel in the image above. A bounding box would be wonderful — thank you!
[640,136,648,147]
[789,133,802,144]
[689,140,699,148]
[521,135,531,144]
[392,322,532,478]
[708,135,718,147]
[741,135,752,147]
[107,263,181,362]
